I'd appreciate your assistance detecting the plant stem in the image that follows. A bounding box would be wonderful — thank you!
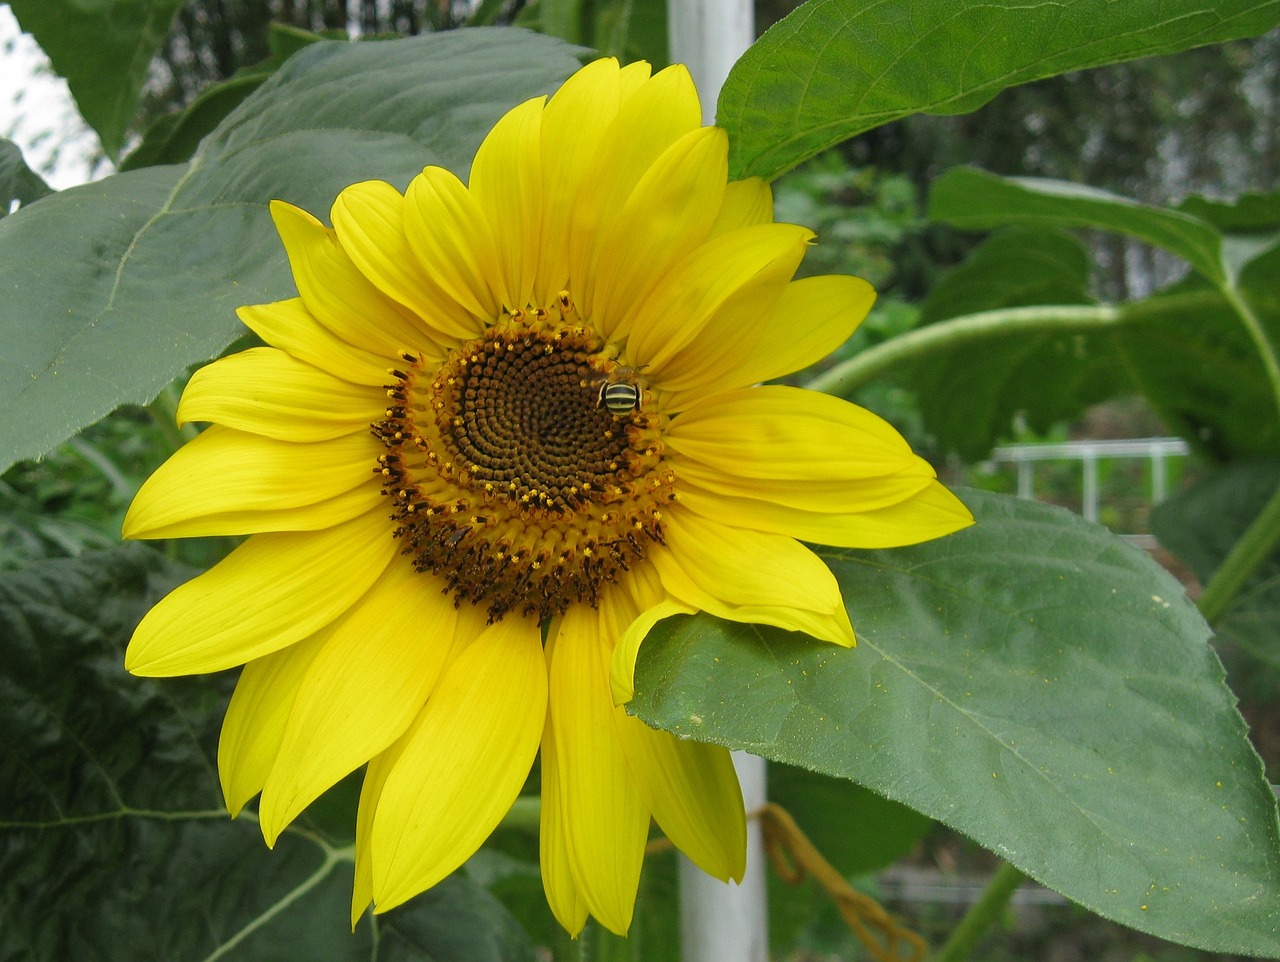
[1219,282,1280,429]
[804,290,1226,396]
[932,862,1026,962]
[145,383,197,454]
[807,305,1123,396]
[1197,479,1280,624]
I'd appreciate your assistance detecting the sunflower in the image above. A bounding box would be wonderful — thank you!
[122,57,972,936]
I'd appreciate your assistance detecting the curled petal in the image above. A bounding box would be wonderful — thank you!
[654,506,856,648]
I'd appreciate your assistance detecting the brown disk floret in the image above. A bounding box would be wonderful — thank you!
[372,301,675,622]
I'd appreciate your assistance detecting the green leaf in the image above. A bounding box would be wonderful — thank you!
[893,222,1280,461]
[918,227,1095,325]
[1179,188,1280,233]
[0,544,536,961]
[120,24,329,172]
[929,168,1228,283]
[719,0,1280,181]
[1152,461,1280,669]
[629,490,1280,956]
[0,28,584,476]
[7,0,186,158]
[0,139,53,218]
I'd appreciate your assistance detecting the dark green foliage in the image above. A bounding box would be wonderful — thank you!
[1153,462,1280,672]
[905,171,1280,461]
[0,544,537,962]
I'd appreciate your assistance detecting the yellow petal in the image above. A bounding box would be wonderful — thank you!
[586,127,728,339]
[257,562,459,844]
[123,426,382,539]
[539,714,590,937]
[666,386,919,480]
[217,631,328,816]
[125,510,398,676]
[676,474,973,548]
[708,178,774,236]
[654,505,856,648]
[469,97,544,310]
[692,275,875,397]
[625,223,810,375]
[404,167,502,324]
[178,347,386,441]
[536,58,625,304]
[269,200,440,357]
[616,717,746,882]
[330,180,477,341]
[673,457,935,513]
[617,60,653,98]
[547,607,650,935]
[370,616,546,912]
[568,65,701,309]
[238,299,391,387]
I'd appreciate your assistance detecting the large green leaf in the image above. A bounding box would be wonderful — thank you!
[629,490,1280,956]
[718,0,1280,181]
[0,544,536,961]
[0,28,584,475]
[929,167,1228,283]
[7,0,186,158]
[0,139,53,219]
[900,181,1280,461]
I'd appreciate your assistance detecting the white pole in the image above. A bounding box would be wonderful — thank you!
[679,751,769,962]
[667,0,754,125]
[667,3,765,957]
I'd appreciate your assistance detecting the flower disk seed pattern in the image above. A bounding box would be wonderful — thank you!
[375,299,674,622]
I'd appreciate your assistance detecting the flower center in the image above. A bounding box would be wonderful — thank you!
[373,294,675,622]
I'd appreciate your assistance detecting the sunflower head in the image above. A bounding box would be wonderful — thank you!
[373,294,674,623]
[122,57,972,938]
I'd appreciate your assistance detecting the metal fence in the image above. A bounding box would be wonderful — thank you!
[980,437,1191,537]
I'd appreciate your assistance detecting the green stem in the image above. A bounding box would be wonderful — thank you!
[804,290,1225,396]
[806,305,1123,396]
[1219,282,1280,428]
[1197,479,1280,624]
[932,862,1026,962]
[145,383,197,454]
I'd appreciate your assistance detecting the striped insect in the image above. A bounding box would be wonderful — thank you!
[595,365,646,417]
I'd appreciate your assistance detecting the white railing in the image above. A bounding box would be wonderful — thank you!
[981,437,1191,531]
